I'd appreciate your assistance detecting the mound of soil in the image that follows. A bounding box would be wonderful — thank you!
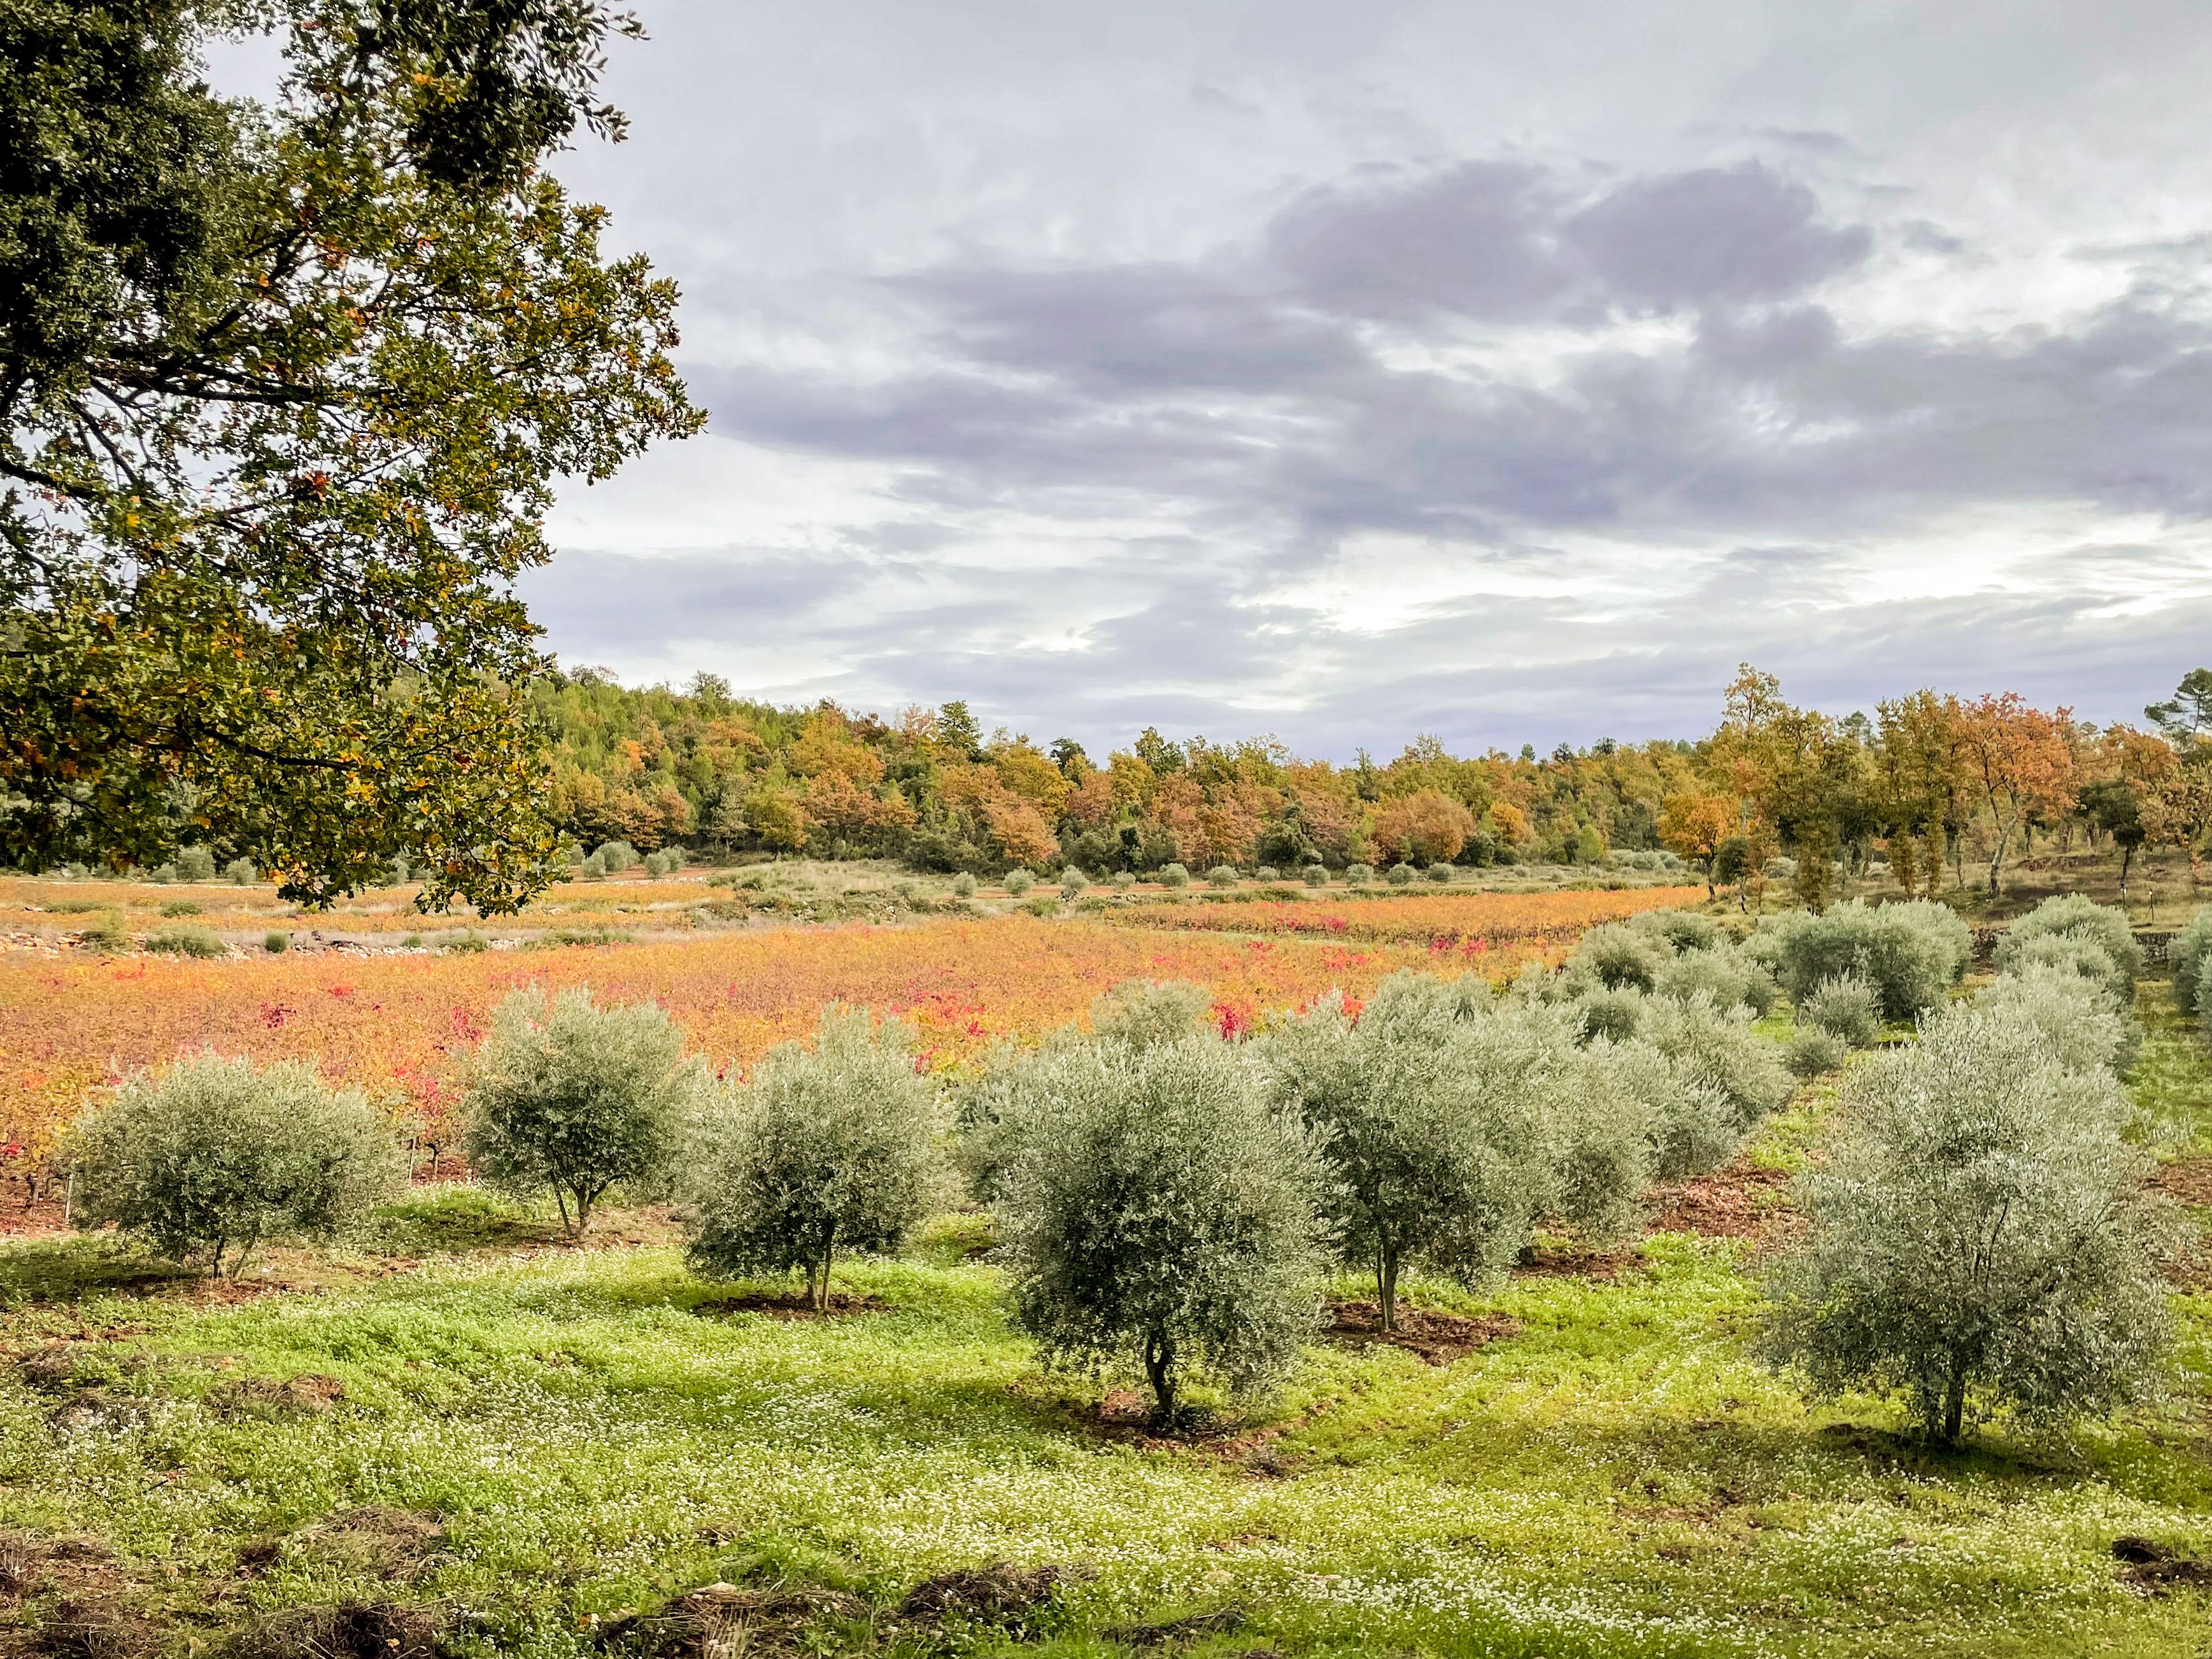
[1325,1302,1522,1365]
[1647,1161,1796,1240]
[2114,1535,2212,1593]
[205,1373,346,1420]
[895,1561,1086,1628]
[689,1292,889,1320]
[1105,1607,1247,1647]
[236,1601,446,1659]
[593,1582,866,1658]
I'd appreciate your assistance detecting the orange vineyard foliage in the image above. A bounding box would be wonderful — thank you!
[0,916,1556,1162]
[1104,886,1704,948]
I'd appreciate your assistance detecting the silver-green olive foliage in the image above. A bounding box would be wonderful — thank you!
[1000,1034,1323,1427]
[1761,997,2171,1446]
[70,1054,403,1275]
[687,1006,938,1311]
[463,987,704,1233]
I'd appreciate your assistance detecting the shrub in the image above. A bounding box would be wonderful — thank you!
[1020,894,1060,917]
[1630,908,1723,954]
[1265,978,1640,1324]
[1205,864,1241,889]
[392,852,415,884]
[160,900,201,917]
[642,849,683,877]
[442,930,489,954]
[1385,862,1415,886]
[1345,863,1376,884]
[1604,1038,1739,1178]
[146,924,223,957]
[1653,946,1775,1017]
[1762,898,1972,1020]
[263,931,290,954]
[463,987,705,1233]
[80,911,130,954]
[2001,931,2134,1010]
[1004,868,1037,896]
[1092,978,1214,1050]
[1571,983,1647,1043]
[1002,1037,1322,1427]
[224,857,257,885]
[1996,895,2142,998]
[1059,866,1089,899]
[951,872,978,898]
[589,840,639,877]
[2172,906,2212,1019]
[1640,992,1794,1129]
[1785,1025,1847,1080]
[1426,863,1454,884]
[1977,966,2140,1077]
[1253,866,1280,884]
[1302,863,1329,887]
[69,1055,402,1276]
[1110,870,1136,891]
[1761,999,2171,1445]
[174,845,216,882]
[1157,863,1190,889]
[1803,974,1882,1048]
[687,1008,937,1310]
[1570,922,1671,992]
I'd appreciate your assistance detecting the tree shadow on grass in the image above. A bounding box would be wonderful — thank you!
[0,1237,199,1307]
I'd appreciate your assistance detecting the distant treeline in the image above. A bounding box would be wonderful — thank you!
[532,663,2212,899]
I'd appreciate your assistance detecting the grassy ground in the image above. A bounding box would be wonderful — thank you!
[2,992,2209,1658]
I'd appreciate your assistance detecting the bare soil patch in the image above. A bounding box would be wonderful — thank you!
[1647,1160,1797,1241]
[689,1291,890,1320]
[592,1583,866,1658]
[2151,1155,2212,1206]
[2113,1535,2212,1595]
[1324,1301,1521,1365]
[1512,1243,1636,1281]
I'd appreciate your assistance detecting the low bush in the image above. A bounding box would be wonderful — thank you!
[688,1008,937,1310]
[1345,862,1376,884]
[1761,997,2171,1445]
[1002,1036,1322,1426]
[642,849,683,877]
[1604,1038,1740,1178]
[69,1055,403,1276]
[1761,898,1972,1021]
[1571,983,1647,1043]
[1205,865,1241,889]
[1302,863,1330,886]
[1091,978,1214,1050]
[2172,905,2212,1019]
[1640,991,1794,1129]
[1803,975,1882,1048]
[1977,966,2140,1077]
[1060,866,1089,898]
[1004,869,1037,897]
[1652,947,1776,1017]
[80,911,130,954]
[1570,922,1670,993]
[146,924,223,958]
[463,987,705,1234]
[1995,894,2142,997]
[1426,863,1454,884]
[1631,908,1723,954]
[1385,862,1415,886]
[951,872,978,898]
[224,857,257,885]
[1157,863,1190,889]
[1785,1025,1847,1080]
[1110,870,1136,891]
[1253,866,1280,883]
[263,931,290,954]
[2002,931,2135,1010]
[160,900,201,917]
[174,846,217,882]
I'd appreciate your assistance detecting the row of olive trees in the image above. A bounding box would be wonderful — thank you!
[1761,894,2170,1446]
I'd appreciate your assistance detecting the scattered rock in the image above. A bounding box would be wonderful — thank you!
[1325,1301,1521,1366]
[1104,1607,1247,1647]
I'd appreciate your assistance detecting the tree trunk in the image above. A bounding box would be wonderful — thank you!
[553,1187,574,1234]
[811,1229,836,1312]
[2118,842,2134,898]
[1942,1360,1968,1448]
[1378,1248,1400,1332]
[1985,822,2010,897]
[1143,1329,1177,1427]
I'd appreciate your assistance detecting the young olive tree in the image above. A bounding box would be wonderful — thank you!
[1994,894,2143,998]
[1002,1036,1322,1427]
[1090,978,1215,1050]
[688,1007,937,1310]
[69,1055,402,1276]
[463,987,704,1234]
[1761,1000,2171,1446]
[1263,975,1634,1328]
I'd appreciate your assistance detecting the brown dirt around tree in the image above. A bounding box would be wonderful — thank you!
[591,1583,867,1658]
[1645,1160,1797,1240]
[1324,1301,1522,1365]
[2151,1155,2212,1206]
[688,1291,890,1320]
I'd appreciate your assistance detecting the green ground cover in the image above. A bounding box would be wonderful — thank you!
[2,985,2209,1658]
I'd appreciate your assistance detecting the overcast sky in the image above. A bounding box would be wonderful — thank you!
[525,0,2212,758]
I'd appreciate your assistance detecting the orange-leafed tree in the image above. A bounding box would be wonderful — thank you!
[1954,693,2076,896]
[1372,789,1478,866]
[1659,791,1738,898]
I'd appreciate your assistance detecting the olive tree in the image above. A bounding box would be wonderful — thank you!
[463,987,704,1234]
[2171,905,2212,1020]
[1761,999,2171,1446]
[69,1055,403,1275]
[1263,975,1640,1328]
[1090,978,1214,1050]
[1001,1036,1322,1427]
[1759,898,1972,1020]
[1994,894,2143,998]
[688,1007,937,1310]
